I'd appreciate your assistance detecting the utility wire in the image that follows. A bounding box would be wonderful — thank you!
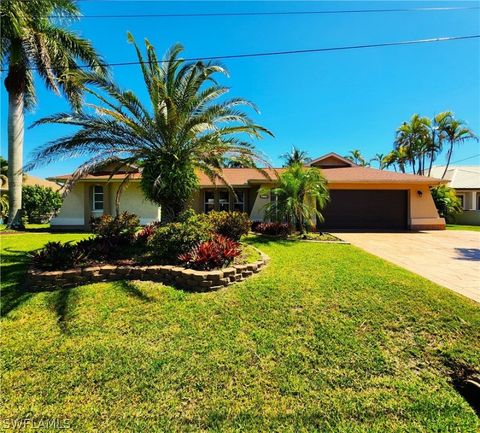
[450,154,480,164]
[2,34,478,72]
[48,6,480,19]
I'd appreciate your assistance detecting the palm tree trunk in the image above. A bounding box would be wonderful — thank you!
[7,88,24,229]
[442,143,453,179]
[427,149,435,177]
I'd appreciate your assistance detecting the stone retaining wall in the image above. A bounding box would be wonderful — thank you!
[25,250,269,292]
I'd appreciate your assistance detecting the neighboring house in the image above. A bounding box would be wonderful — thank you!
[0,173,60,193]
[430,166,480,225]
[48,152,447,231]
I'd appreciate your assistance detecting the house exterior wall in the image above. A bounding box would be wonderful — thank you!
[453,189,480,225]
[50,183,85,229]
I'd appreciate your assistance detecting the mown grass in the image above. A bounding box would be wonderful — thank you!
[1,232,479,432]
[446,224,480,232]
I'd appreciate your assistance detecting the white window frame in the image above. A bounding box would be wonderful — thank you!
[92,185,104,211]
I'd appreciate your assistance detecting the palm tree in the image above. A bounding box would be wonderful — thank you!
[426,111,451,176]
[0,157,8,188]
[371,153,386,169]
[441,118,477,178]
[262,163,329,234]
[280,146,311,167]
[27,34,272,221]
[345,149,369,166]
[1,0,107,228]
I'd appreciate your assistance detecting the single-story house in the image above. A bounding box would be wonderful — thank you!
[430,165,480,225]
[49,152,447,231]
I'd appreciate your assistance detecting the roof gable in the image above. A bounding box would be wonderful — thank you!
[308,152,356,168]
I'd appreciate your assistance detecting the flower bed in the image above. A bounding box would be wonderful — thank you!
[25,248,269,292]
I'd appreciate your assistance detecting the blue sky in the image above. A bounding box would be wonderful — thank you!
[1,1,479,178]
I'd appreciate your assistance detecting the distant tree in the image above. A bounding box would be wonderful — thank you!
[1,0,107,228]
[262,163,329,234]
[0,157,8,188]
[281,146,312,167]
[370,153,386,169]
[22,185,62,223]
[223,155,257,168]
[345,149,369,166]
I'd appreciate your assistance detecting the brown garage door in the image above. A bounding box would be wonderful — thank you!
[319,190,408,230]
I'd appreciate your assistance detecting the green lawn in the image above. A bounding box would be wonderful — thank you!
[1,232,479,432]
[446,224,480,232]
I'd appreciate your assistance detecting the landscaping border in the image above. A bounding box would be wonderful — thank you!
[25,248,269,292]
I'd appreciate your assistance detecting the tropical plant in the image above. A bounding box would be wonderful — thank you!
[205,210,251,241]
[370,153,386,169]
[178,234,241,270]
[0,157,8,188]
[441,118,477,178]
[31,241,87,270]
[262,163,329,234]
[27,34,271,222]
[430,185,463,220]
[281,146,312,167]
[426,111,451,176]
[22,185,62,223]
[251,221,291,237]
[345,149,369,166]
[90,211,139,241]
[1,0,107,228]
[0,193,9,219]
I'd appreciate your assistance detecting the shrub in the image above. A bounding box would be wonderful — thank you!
[136,221,162,244]
[147,218,212,260]
[22,185,63,223]
[178,234,241,270]
[431,185,463,220]
[91,212,139,241]
[76,236,125,260]
[252,221,291,237]
[31,241,87,270]
[205,211,251,241]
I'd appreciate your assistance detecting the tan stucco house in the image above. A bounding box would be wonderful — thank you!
[49,153,447,231]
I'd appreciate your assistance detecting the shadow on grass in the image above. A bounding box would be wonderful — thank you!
[52,287,74,334]
[114,280,156,303]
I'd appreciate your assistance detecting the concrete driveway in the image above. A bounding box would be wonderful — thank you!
[336,230,480,302]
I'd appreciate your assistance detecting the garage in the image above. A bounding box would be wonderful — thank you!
[319,190,408,230]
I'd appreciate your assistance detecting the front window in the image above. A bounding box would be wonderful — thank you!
[458,194,465,210]
[204,191,215,213]
[92,185,104,211]
[233,191,245,212]
[219,190,230,211]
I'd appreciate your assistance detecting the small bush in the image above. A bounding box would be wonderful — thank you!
[206,211,251,241]
[148,218,212,260]
[252,221,291,237]
[76,236,125,260]
[178,234,241,270]
[136,221,162,244]
[31,241,87,270]
[22,185,62,223]
[91,212,139,241]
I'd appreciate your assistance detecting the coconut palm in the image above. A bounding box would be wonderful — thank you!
[27,34,272,221]
[426,111,451,176]
[371,153,386,169]
[281,146,311,167]
[441,118,477,178]
[262,163,329,234]
[345,149,369,166]
[1,0,107,228]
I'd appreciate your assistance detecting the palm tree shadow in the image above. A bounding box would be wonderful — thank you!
[115,280,156,303]
[51,287,74,334]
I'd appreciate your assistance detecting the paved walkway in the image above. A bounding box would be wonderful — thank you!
[336,230,480,302]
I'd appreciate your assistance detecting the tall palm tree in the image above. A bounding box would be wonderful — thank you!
[280,146,311,167]
[441,118,477,178]
[426,111,451,176]
[262,163,329,234]
[1,0,107,228]
[345,149,369,166]
[371,153,386,169]
[27,34,272,221]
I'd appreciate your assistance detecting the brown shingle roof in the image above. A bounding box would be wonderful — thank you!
[50,166,445,186]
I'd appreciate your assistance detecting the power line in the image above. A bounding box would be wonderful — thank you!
[48,6,480,19]
[2,34,478,72]
[450,154,480,164]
